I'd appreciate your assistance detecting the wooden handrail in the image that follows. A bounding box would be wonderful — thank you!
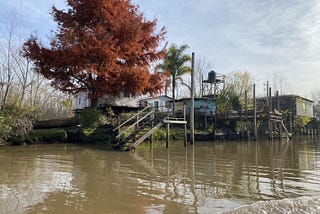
[115,109,154,139]
[130,120,164,150]
[113,106,152,131]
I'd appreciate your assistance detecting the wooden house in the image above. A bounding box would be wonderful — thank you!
[139,95,172,112]
[257,95,314,118]
[74,91,139,110]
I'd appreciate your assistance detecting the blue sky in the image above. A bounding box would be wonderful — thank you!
[1,0,320,98]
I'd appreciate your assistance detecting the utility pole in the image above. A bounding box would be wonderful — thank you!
[253,84,257,140]
[190,52,195,144]
[266,81,269,107]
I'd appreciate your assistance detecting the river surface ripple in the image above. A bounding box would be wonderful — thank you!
[1,138,320,213]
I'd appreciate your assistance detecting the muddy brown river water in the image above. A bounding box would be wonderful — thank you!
[1,138,320,213]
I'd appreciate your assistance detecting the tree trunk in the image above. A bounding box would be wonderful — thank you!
[90,95,99,109]
[172,77,176,115]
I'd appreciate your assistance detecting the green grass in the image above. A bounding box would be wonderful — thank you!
[152,127,186,141]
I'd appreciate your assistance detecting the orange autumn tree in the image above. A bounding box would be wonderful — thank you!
[23,0,166,107]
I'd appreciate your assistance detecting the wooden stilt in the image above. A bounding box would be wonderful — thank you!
[149,134,153,144]
[166,123,170,148]
[184,104,187,147]
[184,124,187,147]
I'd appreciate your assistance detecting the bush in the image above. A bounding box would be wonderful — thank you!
[83,125,115,144]
[75,108,116,144]
[32,129,67,143]
[153,128,166,141]
[79,108,104,128]
[0,104,33,145]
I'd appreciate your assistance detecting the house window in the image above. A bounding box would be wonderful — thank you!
[123,91,130,98]
[154,101,159,110]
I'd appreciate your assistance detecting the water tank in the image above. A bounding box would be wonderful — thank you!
[208,70,216,82]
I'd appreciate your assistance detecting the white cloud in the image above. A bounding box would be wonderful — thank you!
[1,0,319,98]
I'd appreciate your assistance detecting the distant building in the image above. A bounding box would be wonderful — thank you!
[139,95,172,112]
[74,91,139,110]
[257,95,314,118]
[314,102,320,121]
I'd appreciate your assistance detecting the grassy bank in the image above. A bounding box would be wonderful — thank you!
[152,127,186,141]
[31,129,68,143]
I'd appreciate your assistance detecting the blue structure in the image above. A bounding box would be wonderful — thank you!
[175,97,216,115]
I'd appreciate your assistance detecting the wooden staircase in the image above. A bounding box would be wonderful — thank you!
[270,110,292,139]
[112,107,167,151]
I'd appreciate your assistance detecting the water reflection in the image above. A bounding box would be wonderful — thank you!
[0,139,320,213]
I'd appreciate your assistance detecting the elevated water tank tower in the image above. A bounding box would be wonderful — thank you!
[202,70,225,97]
[208,70,216,82]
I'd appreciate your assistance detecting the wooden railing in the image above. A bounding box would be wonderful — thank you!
[113,106,154,140]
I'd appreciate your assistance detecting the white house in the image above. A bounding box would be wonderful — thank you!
[139,95,172,112]
[74,91,139,109]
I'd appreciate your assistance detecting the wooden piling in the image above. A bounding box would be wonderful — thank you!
[184,105,187,147]
[166,123,170,148]
[253,84,257,140]
[245,90,249,139]
[268,87,272,140]
[276,90,282,139]
[190,52,195,145]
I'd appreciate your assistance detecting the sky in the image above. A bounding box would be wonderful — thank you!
[1,0,320,99]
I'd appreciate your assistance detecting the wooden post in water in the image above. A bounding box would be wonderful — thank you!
[184,105,187,147]
[190,52,195,145]
[245,90,248,139]
[166,123,170,148]
[269,87,272,140]
[253,84,257,140]
[276,90,282,139]
[289,111,293,135]
[149,111,154,145]
[149,135,153,145]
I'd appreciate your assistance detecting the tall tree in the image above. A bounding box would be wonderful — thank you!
[312,90,320,104]
[157,44,191,114]
[0,14,18,109]
[215,71,253,112]
[226,71,253,98]
[194,56,212,97]
[271,71,292,95]
[23,0,166,107]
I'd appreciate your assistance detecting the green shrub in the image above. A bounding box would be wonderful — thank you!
[78,125,116,144]
[0,104,33,145]
[79,108,104,128]
[32,129,67,143]
[153,128,166,141]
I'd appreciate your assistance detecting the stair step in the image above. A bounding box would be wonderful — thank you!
[113,108,179,151]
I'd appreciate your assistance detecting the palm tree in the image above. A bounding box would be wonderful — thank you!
[157,44,191,114]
